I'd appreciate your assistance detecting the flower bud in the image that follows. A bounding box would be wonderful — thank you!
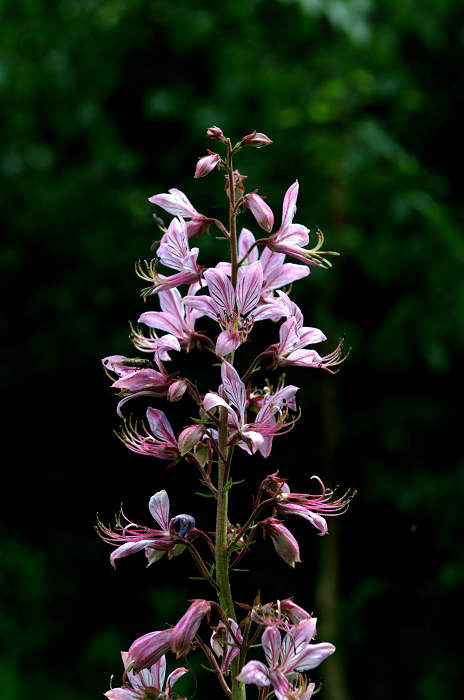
[127,628,172,671]
[243,192,274,232]
[241,131,273,149]
[261,517,300,567]
[169,378,189,402]
[171,600,211,658]
[178,424,205,456]
[194,151,222,178]
[206,126,225,141]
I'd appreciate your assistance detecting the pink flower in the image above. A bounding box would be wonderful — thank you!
[105,652,188,700]
[260,517,301,567]
[96,490,196,568]
[267,475,355,536]
[236,621,335,700]
[138,283,205,352]
[260,182,336,267]
[115,407,180,464]
[272,328,348,373]
[210,618,243,675]
[203,361,298,455]
[251,599,313,631]
[183,262,263,356]
[139,217,204,295]
[149,187,214,239]
[217,228,310,323]
[102,335,181,416]
[170,600,212,659]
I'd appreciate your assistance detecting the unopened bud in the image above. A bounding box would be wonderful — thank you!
[243,192,274,232]
[169,379,189,402]
[195,151,222,178]
[171,600,211,658]
[178,424,205,456]
[206,126,225,141]
[241,131,273,149]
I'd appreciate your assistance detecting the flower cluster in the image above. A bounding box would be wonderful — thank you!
[100,128,352,700]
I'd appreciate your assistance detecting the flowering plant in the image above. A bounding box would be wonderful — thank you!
[99,127,353,700]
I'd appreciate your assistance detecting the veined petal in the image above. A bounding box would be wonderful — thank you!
[215,330,241,357]
[262,626,282,669]
[241,429,264,453]
[293,641,336,672]
[204,268,235,315]
[280,620,317,671]
[221,362,246,418]
[263,258,310,291]
[281,181,299,229]
[298,326,327,346]
[280,348,323,367]
[166,666,189,694]
[105,688,136,699]
[182,293,218,321]
[238,228,259,263]
[149,655,166,694]
[159,287,185,320]
[146,409,177,445]
[149,188,197,218]
[149,490,171,530]
[236,660,270,687]
[138,311,184,337]
[236,261,263,316]
[110,540,156,568]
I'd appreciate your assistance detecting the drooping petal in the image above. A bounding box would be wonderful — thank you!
[166,666,189,694]
[215,330,241,357]
[105,688,136,700]
[236,660,271,687]
[110,540,157,568]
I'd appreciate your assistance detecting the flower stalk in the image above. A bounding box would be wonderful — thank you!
[99,127,353,700]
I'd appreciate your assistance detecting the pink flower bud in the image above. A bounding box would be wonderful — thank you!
[206,126,225,141]
[171,600,211,658]
[241,131,273,149]
[169,378,189,402]
[127,628,172,671]
[194,151,222,178]
[178,424,205,456]
[261,517,300,567]
[243,192,274,232]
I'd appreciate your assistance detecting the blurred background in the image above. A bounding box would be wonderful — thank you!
[1,0,463,698]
